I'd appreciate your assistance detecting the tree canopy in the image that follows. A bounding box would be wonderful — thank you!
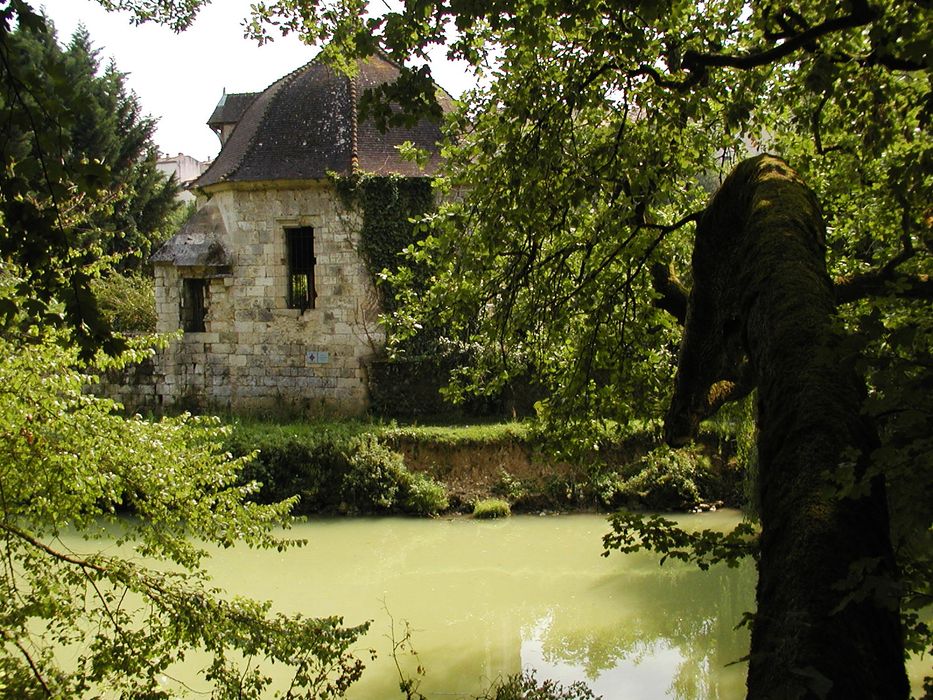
[0,271,368,698]
[25,0,930,429]
[0,3,178,353]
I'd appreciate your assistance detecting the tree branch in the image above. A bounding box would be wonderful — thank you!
[812,94,845,156]
[638,209,703,234]
[650,261,688,324]
[0,522,108,574]
[630,64,706,92]
[682,2,878,73]
[644,210,703,323]
[653,248,932,315]
[12,638,53,697]
[835,271,931,304]
[835,203,929,303]
[858,52,925,72]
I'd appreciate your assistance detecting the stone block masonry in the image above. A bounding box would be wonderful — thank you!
[114,180,385,416]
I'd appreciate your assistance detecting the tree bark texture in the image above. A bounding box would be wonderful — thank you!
[666,155,907,699]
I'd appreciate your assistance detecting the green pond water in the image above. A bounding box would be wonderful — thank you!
[195,512,755,698]
[58,512,928,698]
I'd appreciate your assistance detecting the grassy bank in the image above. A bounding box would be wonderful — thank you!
[222,418,745,517]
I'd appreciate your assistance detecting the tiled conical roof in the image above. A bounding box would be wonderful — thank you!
[195,52,452,188]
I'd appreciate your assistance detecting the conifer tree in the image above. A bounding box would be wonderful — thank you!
[9,20,177,268]
[0,5,178,351]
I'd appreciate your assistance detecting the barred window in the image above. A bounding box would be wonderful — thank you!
[286,226,316,310]
[180,278,207,332]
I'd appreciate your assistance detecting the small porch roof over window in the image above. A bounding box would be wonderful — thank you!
[151,202,232,271]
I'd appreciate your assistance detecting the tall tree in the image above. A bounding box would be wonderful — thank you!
[666,154,906,696]
[0,4,177,352]
[6,17,177,268]
[65,26,179,265]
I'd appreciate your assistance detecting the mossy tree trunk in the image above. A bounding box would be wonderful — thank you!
[666,155,907,698]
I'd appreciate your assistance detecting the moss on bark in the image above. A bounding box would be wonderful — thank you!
[668,155,907,698]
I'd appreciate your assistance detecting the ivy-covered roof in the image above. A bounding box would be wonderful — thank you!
[195,53,452,188]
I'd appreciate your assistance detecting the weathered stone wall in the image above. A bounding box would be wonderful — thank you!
[118,180,384,415]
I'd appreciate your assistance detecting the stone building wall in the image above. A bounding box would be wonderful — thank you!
[135,181,383,415]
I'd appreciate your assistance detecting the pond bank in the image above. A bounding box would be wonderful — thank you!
[224,420,746,516]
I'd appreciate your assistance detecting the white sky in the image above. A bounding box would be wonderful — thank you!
[37,0,473,162]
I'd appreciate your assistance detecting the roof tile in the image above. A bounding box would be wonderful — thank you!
[195,52,451,188]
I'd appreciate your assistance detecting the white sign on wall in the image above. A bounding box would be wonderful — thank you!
[305,351,330,364]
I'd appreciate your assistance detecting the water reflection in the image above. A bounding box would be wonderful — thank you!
[194,513,756,699]
[58,513,756,698]
[521,557,754,699]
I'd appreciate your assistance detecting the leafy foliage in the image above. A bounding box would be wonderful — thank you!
[0,279,368,698]
[404,471,450,515]
[92,272,156,332]
[220,0,930,683]
[484,671,600,700]
[55,26,179,268]
[0,5,176,354]
[342,435,412,511]
[333,173,435,317]
[225,421,358,511]
[7,0,932,688]
[608,445,714,511]
[603,513,760,572]
[226,423,449,516]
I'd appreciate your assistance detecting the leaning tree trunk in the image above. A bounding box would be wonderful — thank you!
[665,155,908,698]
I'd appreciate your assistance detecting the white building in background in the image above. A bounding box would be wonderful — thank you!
[156,153,212,203]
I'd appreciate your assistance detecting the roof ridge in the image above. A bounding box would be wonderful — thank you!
[349,67,360,172]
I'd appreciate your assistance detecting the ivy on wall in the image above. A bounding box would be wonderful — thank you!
[334,173,538,418]
[333,173,434,314]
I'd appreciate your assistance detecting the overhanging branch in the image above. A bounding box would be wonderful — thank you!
[652,255,932,318]
[835,271,932,304]
[639,0,920,94]
[651,261,688,324]
[682,1,878,73]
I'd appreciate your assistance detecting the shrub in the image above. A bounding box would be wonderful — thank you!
[488,672,599,699]
[473,498,511,519]
[403,472,449,515]
[224,421,364,513]
[614,445,713,511]
[341,436,411,513]
[92,273,156,332]
[225,422,452,516]
[492,469,526,502]
[591,467,625,511]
